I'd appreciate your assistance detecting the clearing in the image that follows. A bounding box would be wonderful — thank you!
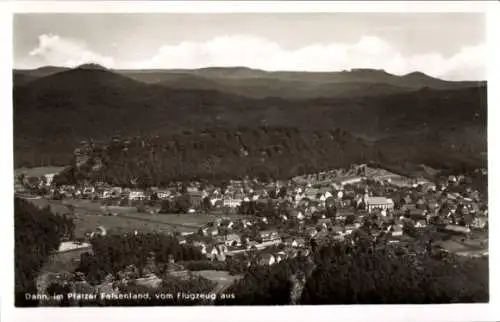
[25,197,246,238]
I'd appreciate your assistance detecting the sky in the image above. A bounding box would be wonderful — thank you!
[13,13,486,80]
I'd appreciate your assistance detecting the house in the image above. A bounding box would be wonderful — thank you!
[305,226,319,238]
[259,254,276,266]
[344,225,357,235]
[100,189,113,199]
[156,190,171,200]
[472,216,487,229]
[201,226,219,237]
[364,196,394,213]
[223,234,242,247]
[82,186,95,195]
[43,173,56,186]
[420,183,437,192]
[415,219,427,228]
[442,224,471,234]
[129,190,146,201]
[304,188,320,200]
[57,241,92,253]
[390,224,404,236]
[258,230,280,242]
[207,244,228,261]
[340,176,364,186]
[284,237,306,248]
[222,195,242,208]
[291,238,306,248]
[295,211,305,220]
[317,218,332,230]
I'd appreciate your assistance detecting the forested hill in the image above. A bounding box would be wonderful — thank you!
[15,198,75,306]
[14,66,486,174]
[57,126,375,186]
[216,238,488,305]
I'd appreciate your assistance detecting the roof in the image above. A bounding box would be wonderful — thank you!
[365,197,393,205]
[259,229,278,235]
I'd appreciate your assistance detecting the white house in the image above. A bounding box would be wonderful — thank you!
[364,196,394,213]
[340,176,364,186]
[223,196,242,208]
[391,224,403,236]
[156,191,170,200]
[44,173,56,186]
[129,190,146,201]
[259,254,276,266]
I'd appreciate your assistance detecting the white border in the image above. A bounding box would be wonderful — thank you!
[6,1,493,13]
[1,2,499,322]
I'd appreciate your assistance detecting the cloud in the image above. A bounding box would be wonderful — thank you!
[28,34,115,68]
[135,35,485,81]
[25,34,485,81]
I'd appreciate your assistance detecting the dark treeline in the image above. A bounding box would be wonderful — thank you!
[77,233,205,284]
[53,123,486,188]
[14,197,75,307]
[55,126,375,186]
[217,239,488,305]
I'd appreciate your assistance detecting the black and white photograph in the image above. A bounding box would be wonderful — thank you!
[3,1,499,320]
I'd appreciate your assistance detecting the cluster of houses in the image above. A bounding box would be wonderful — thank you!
[19,163,488,264]
[158,165,489,264]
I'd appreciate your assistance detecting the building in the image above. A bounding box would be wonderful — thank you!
[340,176,364,186]
[442,224,471,234]
[259,254,276,266]
[129,190,146,201]
[57,241,92,253]
[223,234,242,247]
[364,196,394,213]
[258,230,280,242]
[222,196,242,208]
[43,173,56,186]
[156,190,171,200]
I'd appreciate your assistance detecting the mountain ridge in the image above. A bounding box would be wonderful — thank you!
[13,66,486,173]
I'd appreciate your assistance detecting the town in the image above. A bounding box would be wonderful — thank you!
[15,160,488,303]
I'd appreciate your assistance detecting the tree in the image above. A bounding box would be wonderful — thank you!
[17,173,25,185]
[201,197,212,212]
[174,195,190,214]
[300,242,488,304]
[15,198,74,307]
[345,214,356,225]
[160,199,172,214]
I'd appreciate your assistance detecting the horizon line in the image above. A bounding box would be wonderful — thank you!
[12,64,487,82]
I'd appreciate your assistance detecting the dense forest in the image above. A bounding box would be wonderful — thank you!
[14,197,75,306]
[76,233,205,284]
[55,126,374,186]
[53,120,485,187]
[217,238,489,305]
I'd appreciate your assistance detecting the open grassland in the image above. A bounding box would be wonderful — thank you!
[25,197,246,238]
[14,166,66,178]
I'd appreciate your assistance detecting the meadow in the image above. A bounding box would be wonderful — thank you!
[27,197,246,238]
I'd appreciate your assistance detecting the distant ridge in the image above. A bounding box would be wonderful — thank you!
[13,65,486,99]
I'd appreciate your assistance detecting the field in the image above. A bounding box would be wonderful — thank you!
[26,197,246,238]
[435,231,488,256]
[14,166,66,178]
[192,270,243,284]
